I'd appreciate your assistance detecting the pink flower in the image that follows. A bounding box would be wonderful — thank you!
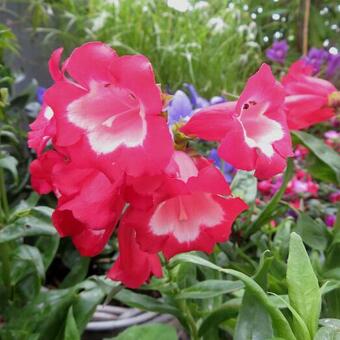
[107,221,162,289]
[28,104,56,155]
[181,64,293,179]
[42,42,173,176]
[282,60,337,130]
[123,151,247,259]
[330,191,340,203]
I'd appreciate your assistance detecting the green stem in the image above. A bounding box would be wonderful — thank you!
[178,299,199,340]
[0,243,11,298]
[0,167,9,222]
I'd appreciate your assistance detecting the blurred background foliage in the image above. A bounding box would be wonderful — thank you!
[1,0,339,96]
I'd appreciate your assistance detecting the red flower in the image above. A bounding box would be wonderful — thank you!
[107,221,162,289]
[181,64,293,179]
[124,151,247,259]
[282,60,337,130]
[43,42,173,176]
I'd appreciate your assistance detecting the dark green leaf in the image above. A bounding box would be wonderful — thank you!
[35,235,60,270]
[198,301,240,337]
[60,256,90,288]
[0,154,18,183]
[292,131,340,184]
[295,212,331,251]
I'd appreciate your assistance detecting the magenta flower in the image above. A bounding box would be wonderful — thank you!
[266,40,289,64]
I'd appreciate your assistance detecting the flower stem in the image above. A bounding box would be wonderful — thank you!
[0,168,9,224]
[302,0,311,55]
[178,299,199,340]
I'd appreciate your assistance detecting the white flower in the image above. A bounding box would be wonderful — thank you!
[167,0,192,12]
[207,17,227,33]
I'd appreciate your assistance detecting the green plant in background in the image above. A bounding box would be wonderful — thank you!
[17,0,262,96]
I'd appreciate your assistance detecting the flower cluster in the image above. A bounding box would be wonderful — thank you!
[28,42,248,288]
[29,42,339,288]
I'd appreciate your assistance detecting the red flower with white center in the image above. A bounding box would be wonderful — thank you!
[123,151,247,259]
[181,64,293,179]
[43,42,173,176]
[28,104,56,155]
[107,221,162,289]
[282,60,338,130]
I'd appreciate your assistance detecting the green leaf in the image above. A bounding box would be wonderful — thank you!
[64,306,80,340]
[0,154,18,183]
[176,279,243,299]
[234,251,274,340]
[273,219,292,259]
[60,255,90,289]
[108,323,177,340]
[115,289,180,317]
[292,131,340,184]
[235,292,274,340]
[0,207,56,243]
[198,301,240,337]
[231,170,257,204]
[287,233,321,338]
[172,253,296,340]
[250,159,294,234]
[35,235,60,270]
[295,212,331,251]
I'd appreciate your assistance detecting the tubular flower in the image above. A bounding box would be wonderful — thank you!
[28,42,251,288]
[107,221,162,289]
[43,42,173,176]
[282,60,338,130]
[124,151,247,259]
[181,64,293,179]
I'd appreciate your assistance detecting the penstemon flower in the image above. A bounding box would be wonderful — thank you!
[282,60,339,130]
[181,64,293,179]
[28,42,248,288]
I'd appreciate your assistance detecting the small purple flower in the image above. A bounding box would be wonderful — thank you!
[185,83,210,109]
[167,90,193,125]
[325,214,336,228]
[36,86,46,104]
[303,48,329,74]
[208,148,235,183]
[266,40,289,64]
[326,53,340,78]
[210,96,226,105]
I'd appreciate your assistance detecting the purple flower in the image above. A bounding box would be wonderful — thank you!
[167,90,193,125]
[210,96,226,105]
[185,83,210,108]
[326,53,340,78]
[303,48,329,74]
[36,86,46,104]
[208,148,235,183]
[266,40,289,64]
[325,214,336,228]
